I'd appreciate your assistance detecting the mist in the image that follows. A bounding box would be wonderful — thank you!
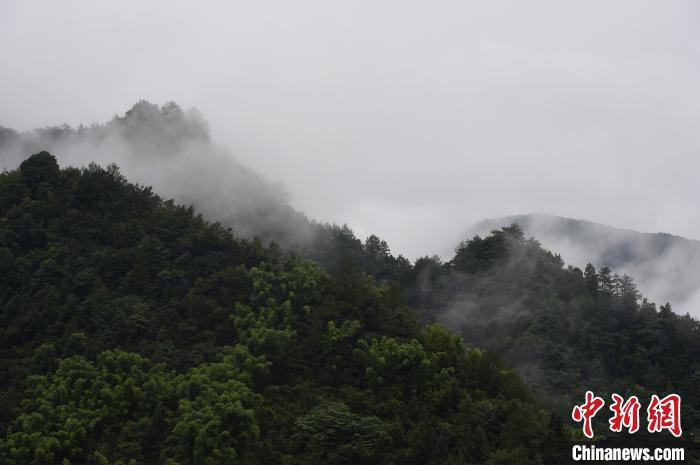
[0,101,318,247]
[469,214,700,317]
[2,0,700,260]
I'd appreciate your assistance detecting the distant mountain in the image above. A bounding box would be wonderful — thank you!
[405,224,700,433]
[468,214,700,317]
[0,101,417,273]
[0,100,317,248]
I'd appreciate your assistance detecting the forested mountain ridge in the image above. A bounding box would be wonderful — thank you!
[0,101,412,274]
[0,152,568,465]
[1,150,698,464]
[0,101,317,249]
[469,214,700,317]
[404,225,700,432]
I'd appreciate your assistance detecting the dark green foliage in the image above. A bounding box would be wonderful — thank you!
[293,401,388,464]
[408,225,700,433]
[1,348,262,465]
[0,153,566,464]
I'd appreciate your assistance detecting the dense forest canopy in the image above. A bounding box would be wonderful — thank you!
[0,101,417,274]
[0,152,572,464]
[404,226,700,426]
[1,151,698,463]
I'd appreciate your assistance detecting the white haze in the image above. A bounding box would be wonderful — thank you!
[1,1,699,261]
[0,102,317,247]
[469,214,700,317]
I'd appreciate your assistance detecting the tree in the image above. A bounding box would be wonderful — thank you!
[294,401,387,465]
[18,151,60,188]
[584,263,598,293]
[598,266,613,294]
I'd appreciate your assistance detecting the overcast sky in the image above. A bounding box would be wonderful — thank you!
[1,0,699,259]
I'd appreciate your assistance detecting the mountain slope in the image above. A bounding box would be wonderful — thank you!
[0,101,411,274]
[406,225,700,433]
[0,101,317,248]
[469,214,700,317]
[0,153,566,465]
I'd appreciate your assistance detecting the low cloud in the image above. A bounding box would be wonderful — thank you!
[469,214,700,317]
[0,101,316,247]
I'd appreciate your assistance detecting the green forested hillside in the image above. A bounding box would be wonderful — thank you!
[0,101,318,249]
[468,213,700,316]
[406,226,700,431]
[0,101,414,271]
[0,153,567,464]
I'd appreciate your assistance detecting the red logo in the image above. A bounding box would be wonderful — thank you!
[572,392,682,438]
[647,394,682,437]
[572,391,606,438]
[609,394,641,434]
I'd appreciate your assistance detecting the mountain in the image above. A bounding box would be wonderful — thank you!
[0,101,411,274]
[405,225,700,432]
[0,101,317,249]
[2,152,699,464]
[2,106,700,462]
[468,214,700,318]
[0,152,567,464]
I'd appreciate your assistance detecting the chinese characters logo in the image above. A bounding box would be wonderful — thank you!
[572,391,681,438]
